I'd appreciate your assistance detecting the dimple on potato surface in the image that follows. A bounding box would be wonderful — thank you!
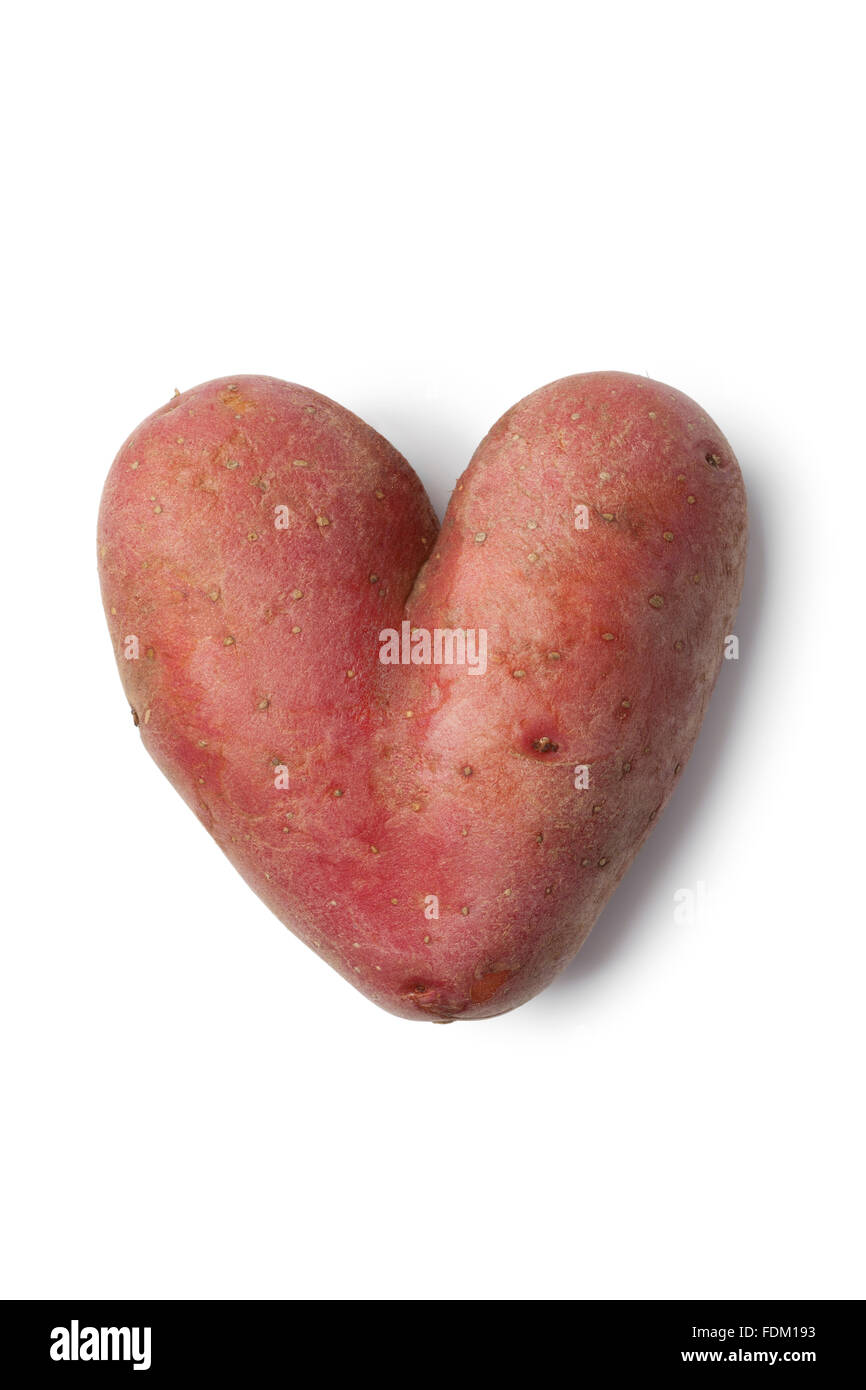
[97,372,747,1021]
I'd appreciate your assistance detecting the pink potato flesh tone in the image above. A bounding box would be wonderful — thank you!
[97,372,747,1021]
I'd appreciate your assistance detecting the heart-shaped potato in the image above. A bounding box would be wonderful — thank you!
[98,372,747,1020]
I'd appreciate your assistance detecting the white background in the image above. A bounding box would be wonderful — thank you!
[2,1,863,1300]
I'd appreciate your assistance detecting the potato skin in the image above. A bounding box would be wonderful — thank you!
[98,372,746,1021]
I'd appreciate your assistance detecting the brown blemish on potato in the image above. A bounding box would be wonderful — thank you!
[687,495,696,504]
[316,515,330,528]
[705,452,721,468]
[474,531,487,543]
[144,708,152,725]
[405,981,433,1001]
[257,698,270,710]
[674,639,685,651]
[332,788,344,797]
[131,707,139,727]
[462,765,474,777]
[663,531,674,541]
[470,970,510,1004]
[597,856,609,867]
[291,589,304,600]
[532,736,559,753]
[548,650,561,660]
[223,635,235,646]
[218,388,255,414]
[601,632,615,642]
[224,458,241,470]
[513,669,526,679]
[208,588,220,602]
[648,594,664,608]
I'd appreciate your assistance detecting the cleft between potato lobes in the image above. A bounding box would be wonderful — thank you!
[97,370,747,1021]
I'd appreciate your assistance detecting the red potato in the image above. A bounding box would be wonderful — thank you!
[97,372,747,1021]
